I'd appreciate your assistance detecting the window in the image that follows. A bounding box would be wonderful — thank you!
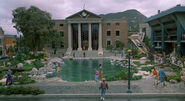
[60,31,64,37]
[61,42,64,48]
[116,22,120,26]
[107,40,111,46]
[59,24,63,26]
[116,31,120,36]
[107,31,111,36]
[107,23,111,26]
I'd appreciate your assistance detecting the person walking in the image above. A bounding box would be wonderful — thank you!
[5,69,13,87]
[152,68,158,85]
[99,79,108,101]
[95,69,99,83]
[157,66,167,86]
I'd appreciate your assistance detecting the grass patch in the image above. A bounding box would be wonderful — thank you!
[167,74,181,82]
[105,68,140,81]
[141,66,154,72]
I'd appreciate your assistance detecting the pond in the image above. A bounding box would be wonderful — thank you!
[58,59,125,82]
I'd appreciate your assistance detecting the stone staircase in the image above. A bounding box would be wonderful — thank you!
[72,51,99,57]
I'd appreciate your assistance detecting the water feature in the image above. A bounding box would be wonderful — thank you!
[59,59,124,82]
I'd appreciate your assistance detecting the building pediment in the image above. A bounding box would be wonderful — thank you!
[66,9,102,19]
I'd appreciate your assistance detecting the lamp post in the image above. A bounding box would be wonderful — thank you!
[127,49,132,93]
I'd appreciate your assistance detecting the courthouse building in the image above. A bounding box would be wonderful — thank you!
[50,9,128,55]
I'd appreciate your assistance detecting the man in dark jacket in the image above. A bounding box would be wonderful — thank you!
[99,78,108,100]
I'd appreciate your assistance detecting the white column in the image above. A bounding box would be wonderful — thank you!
[88,23,92,51]
[67,23,72,51]
[78,23,82,51]
[98,23,103,52]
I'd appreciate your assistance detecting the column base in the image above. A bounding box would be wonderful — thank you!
[88,47,92,51]
[98,48,103,56]
[77,48,82,51]
[66,48,72,55]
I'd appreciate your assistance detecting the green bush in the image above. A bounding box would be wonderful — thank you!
[132,75,142,80]
[22,63,33,71]
[106,45,113,51]
[33,59,44,69]
[105,68,138,81]
[14,72,35,85]
[167,74,181,82]
[170,64,182,73]
[141,66,154,72]
[0,86,44,95]
[133,61,142,67]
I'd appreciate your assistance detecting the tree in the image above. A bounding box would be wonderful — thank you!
[12,6,57,53]
[143,35,150,47]
[115,40,124,50]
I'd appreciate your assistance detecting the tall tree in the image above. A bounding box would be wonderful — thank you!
[12,6,57,53]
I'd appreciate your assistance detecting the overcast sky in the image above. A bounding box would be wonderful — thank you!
[0,0,184,35]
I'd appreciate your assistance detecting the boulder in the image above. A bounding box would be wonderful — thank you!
[169,79,177,84]
[31,68,38,75]
[140,57,147,60]
[25,60,32,64]
[17,63,23,69]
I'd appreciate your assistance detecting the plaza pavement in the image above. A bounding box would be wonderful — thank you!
[24,77,185,94]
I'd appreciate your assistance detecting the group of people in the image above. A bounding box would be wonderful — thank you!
[152,67,167,86]
[95,64,109,101]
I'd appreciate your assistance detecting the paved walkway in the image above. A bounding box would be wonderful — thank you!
[25,77,185,94]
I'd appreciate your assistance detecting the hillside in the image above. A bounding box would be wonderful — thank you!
[99,9,147,31]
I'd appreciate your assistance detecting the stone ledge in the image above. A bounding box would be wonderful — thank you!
[0,93,185,98]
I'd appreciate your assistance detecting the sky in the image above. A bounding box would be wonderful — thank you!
[0,0,184,35]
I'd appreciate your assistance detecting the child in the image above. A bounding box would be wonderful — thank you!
[152,68,158,85]
[95,69,99,82]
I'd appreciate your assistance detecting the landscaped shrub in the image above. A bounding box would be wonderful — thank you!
[0,86,44,95]
[132,75,142,80]
[105,68,138,81]
[167,74,181,82]
[141,66,154,72]
[0,71,7,79]
[22,63,33,71]
[14,72,35,85]
[170,64,182,72]
[33,59,44,69]
[133,61,142,67]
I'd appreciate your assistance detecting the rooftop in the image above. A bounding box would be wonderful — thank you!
[145,4,185,22]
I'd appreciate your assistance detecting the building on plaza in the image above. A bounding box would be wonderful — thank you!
[46,9,128,56]
[0,27,5,56]
[145,4,185,57]
[4,35,17,56]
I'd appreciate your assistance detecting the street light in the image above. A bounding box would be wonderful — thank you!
[127,49,132,93]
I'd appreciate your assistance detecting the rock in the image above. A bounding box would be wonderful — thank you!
[140,57,147,60]
[0,78,6,83]
[25,60,32,64]
[31,68,38,75]
[17,63,23,69]
[169,79,177,84]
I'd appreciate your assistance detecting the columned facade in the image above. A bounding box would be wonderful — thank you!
[68,22,102,51]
